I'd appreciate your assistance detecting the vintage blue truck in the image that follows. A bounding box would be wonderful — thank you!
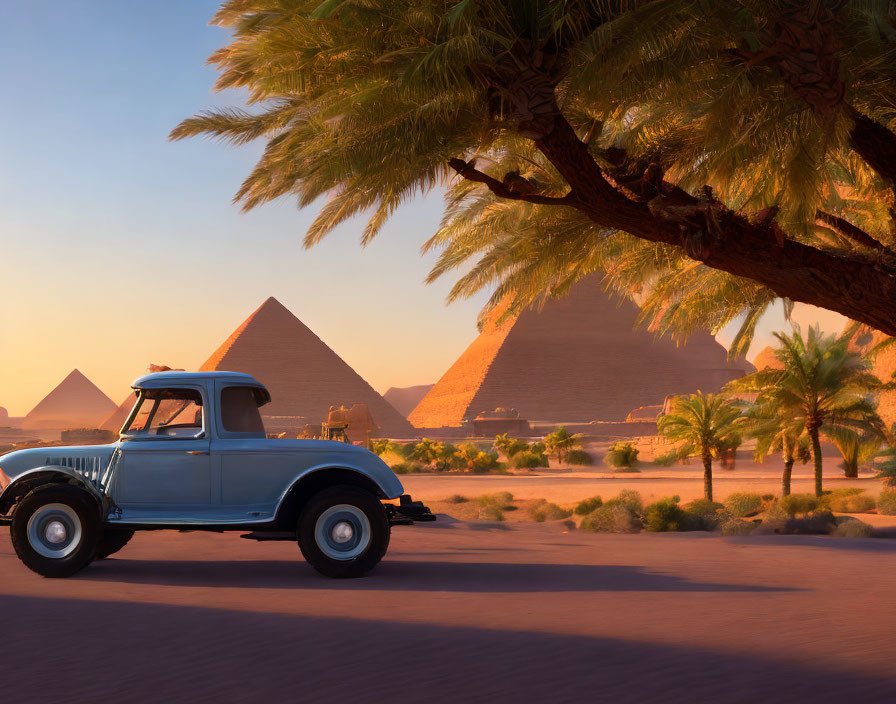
[0,371,433,578]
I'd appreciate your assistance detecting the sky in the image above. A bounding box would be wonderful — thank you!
[0,1,846,416]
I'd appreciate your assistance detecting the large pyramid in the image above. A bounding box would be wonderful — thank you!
[409,279,753,428]
[845,325,896,427]
[200,297,413,437]
[23,369,117,430]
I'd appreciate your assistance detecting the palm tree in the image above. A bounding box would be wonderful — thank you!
[745,393,809,496]
[493,433,528,459]
[173,1,896,340]
[728,326,884,496]
[544,426,583,466]
[873,447,896,487]
[657,392,745,501]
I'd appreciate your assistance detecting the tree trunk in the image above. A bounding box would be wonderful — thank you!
[782,456,794,497]
[810,427,824,497]
[701,446,713,502]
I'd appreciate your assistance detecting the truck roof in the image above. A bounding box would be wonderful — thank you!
[132,371,266,389]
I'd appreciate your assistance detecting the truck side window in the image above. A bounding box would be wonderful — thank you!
[220,386,266,434]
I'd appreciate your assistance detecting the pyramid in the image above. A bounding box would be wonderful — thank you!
[845,325,896,427]
[99,392,137,432]
[383,384,435,418]
[23,369,117,430]
[200,297,414,437]
[409,278,753,428]
[752,346,783,370]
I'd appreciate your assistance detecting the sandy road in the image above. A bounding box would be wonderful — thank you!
[1,521,895,703]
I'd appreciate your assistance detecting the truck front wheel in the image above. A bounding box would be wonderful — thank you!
[10,485,100,578]
[298,486,390,578]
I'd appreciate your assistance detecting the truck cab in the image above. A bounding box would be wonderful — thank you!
[0,371,433,579]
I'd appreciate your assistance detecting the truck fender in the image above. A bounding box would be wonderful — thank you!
[0,467,106,517]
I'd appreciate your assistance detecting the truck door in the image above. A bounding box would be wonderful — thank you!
[114,386,213,514]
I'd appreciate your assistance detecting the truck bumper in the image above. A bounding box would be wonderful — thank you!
[386,495,436,526]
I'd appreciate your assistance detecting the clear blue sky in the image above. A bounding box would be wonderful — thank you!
[0,1,842,415]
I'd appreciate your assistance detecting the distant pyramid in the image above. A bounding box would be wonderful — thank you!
[383,384,435,418]
[752,346,783,370]
[100,365,181,432]
[200,297,414,437]
[845,325,896,427]
[409,278,753,428]
[23,369,117,430]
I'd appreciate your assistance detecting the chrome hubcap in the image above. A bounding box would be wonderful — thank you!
[332,521,354,544]
[26,503,83,559]
[314,504,371,561]
[45,521,67,544]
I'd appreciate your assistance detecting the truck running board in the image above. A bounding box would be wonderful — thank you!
[239,531,295,542]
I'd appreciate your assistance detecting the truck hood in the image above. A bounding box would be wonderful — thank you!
[0,444,119,482]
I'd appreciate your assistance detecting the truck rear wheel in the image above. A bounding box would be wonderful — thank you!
[10,485,100,578]
[298,486,390,578]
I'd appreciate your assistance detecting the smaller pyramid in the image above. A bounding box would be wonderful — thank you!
[383,384,435,418]
[100,392,137,432]
[846,325,896,427]
[23,370,117,430]
[752,346,783,370]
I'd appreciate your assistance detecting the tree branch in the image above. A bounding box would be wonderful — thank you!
[815,210,894,254]
[847,106,896,187]
[447,158,576,206]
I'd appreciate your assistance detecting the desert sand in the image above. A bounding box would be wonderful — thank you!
[1,515,896,702]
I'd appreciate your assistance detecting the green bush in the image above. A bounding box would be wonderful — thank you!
[579,504,641,533]
[878,489,896,515]
[477,492,514,509]
[479,506,505,521]
[643,497,687,532]
[527,499,572,522]
[603,442,639,468]
[509,450,548,468]
[721,519,755,536]
[779,493,818,516]
[574,496,603,516]
[652,450,680,466]
[445,494,468,504]
[828,491,876,513]
[390,461,424,475]
[724,492,764,518]
[566,449,593,466]
[604,489,643,513]
[834,519,874,538]
[613,466,641,473]
[683,499,725,530]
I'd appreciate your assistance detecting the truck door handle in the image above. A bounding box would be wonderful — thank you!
[187,450,209,455]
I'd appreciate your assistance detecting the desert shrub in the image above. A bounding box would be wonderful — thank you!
[643,497,687,532]
[493,433,529,458]
[761,494,775,502]
[834,519,874,538]
[828,491,876,513]
[390,461,424,475]
[683,499,726,530]
[566,449,593,466]
[509,450,548,468]
[604,489,643,513]
[613,466,641,473]
[574,496,603,516]
[527,499,572,522]
[445,494,468,504]
[878,489,896,515]
[479,506,505,521]
[579,504,641,533]
[477,492,514,509]
[603,442,639,468]
[724,492,764,518]
[779,493,818,516]
[652,450,680,466]
[721,519,755,536]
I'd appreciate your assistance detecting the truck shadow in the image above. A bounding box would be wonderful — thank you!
[83,557,801,593]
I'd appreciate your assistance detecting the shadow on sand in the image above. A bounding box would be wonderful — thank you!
[0,593,891,702]
[81,556,800,593]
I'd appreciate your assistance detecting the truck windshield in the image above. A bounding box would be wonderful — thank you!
[124,388,204,438]
[220,386,266,434]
